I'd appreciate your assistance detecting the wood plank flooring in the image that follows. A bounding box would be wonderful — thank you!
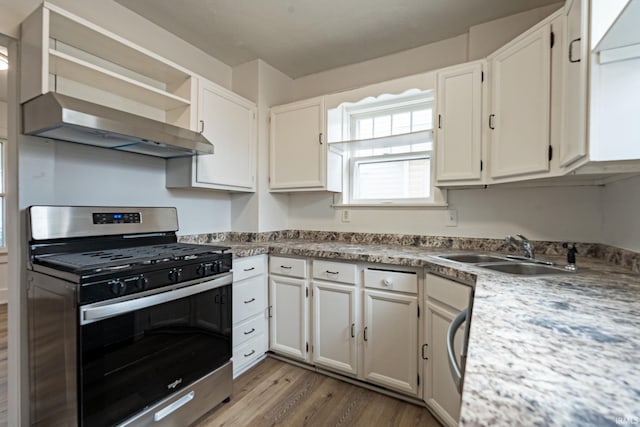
[194,358,439,427]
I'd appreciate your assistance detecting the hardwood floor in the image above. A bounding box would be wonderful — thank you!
[0,304,7,426]
[194,358,439,427]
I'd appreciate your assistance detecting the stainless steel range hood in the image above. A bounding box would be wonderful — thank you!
[22,93,214,158]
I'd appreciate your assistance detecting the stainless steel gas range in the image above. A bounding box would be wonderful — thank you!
[26,206,233,427]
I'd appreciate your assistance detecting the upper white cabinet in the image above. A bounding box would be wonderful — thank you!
[269,97,341,192]
[20,3,196,130]
[488,23,553,180]
[435,61,485,184]
[166,79,257,192]
[560,0,589,167]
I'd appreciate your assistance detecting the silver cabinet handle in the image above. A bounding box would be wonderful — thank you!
[489,114,496,130]
[363,326,368,342]
[280,265,292,270]
[243,328,255,335]
[199,119,205,134]
[243,267,255,272]
[319,132,323,144]
[447,308,468,394]
[154,391,195,422]
[351,323,355,338]
[244,298,256,304]
[422,343,429,360]
[326,270,339,275]
[244,349,256,358]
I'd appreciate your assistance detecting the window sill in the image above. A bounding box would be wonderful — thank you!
[332,202,448,209]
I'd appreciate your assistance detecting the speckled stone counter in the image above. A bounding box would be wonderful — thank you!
[185,236,640,426]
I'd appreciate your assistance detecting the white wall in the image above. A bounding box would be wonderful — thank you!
[231,60,291,232]
[19,137,231,235]
[602,175,640,252]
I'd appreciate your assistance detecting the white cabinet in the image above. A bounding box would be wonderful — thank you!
[269,257,310,362]
[363,268,419,396]
[20,3,196,130]
[560,0,589,167]
[232,255,268,377]
[435,61,485,184]
[166,79,257,192]
[423,274,472,427]
[269,97,341,192]
[488,23,553,180]
[312,281,358,376]
[311,260,359,376]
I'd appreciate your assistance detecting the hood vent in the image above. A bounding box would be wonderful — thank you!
[22,93,214,158]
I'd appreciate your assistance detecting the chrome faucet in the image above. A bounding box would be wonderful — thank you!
[505,234,535,259]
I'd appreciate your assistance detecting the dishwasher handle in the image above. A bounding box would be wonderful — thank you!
[447,308,468,394]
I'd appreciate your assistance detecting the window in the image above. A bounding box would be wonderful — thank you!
[330,91,442,205]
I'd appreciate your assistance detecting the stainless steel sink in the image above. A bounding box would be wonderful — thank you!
[437,254,510,263]
[477,262,573,275]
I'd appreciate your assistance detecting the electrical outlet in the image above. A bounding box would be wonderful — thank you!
[341,209,351,223]
[445,209,458,227]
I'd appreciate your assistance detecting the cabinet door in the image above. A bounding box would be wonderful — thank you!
[424,301,466,426]
[489,24,552,179]
[363,289,418,396]
[435,61,484,183]
[312,281,357,376]
[269,275,309,362]
[269,97,325,190]
[560,0,588,167]
[196,80,256,190]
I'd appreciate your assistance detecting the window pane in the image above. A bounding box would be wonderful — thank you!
[0,197,4,247]
[0,141,3,193]
[373,115,391,138]
[357,118,373,139]
[355,158,430,200]
[392,112,411,135]
[412,109,432,132]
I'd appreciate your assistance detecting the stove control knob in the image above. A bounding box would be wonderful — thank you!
[196,263,207,277]
[136,275,149,290]
[168,268,182,283]
[212,260,221,273]
[109,279,126,296]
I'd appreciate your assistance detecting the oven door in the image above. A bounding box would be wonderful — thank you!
[79,273,232,427]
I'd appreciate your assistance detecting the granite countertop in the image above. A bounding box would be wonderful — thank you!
[224,239,640,426]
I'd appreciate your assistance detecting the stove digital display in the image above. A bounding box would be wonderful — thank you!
[93,212,141,224]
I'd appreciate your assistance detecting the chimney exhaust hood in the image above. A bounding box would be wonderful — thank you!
[22,93,214,158]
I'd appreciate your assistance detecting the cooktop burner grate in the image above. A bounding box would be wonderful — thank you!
[36,243,228,271]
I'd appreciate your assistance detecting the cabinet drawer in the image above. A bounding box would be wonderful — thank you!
[233,333,266,369]
[364,268,417,294]
[269,256,307,278]
[233,313,268,347]
[233,255,266,282]
[426,274,471,311]
[233,275,266,323]
[313,260,357,284]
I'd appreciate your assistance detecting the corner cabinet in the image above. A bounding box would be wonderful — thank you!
[166,79,257,192]
[435,61,485,185]
[487,23,553,180]
[269,97,341,192]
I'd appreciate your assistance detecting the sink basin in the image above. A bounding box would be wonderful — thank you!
[437,254,510,263]
[478,262,573,276]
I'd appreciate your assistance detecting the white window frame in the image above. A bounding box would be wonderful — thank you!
[0,139,5,248]
[337,93,443,206]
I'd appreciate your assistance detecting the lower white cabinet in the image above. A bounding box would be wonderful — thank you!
[269,267,309,362]
[423,274,472,426]
[232,255,268,378]
[363,288,419,396]
[312,281,358,376]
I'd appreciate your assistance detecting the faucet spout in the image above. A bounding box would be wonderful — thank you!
[505,234,535,259]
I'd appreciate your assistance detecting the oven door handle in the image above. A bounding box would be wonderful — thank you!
[80,273,232,325]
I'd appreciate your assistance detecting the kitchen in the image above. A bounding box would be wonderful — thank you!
[1,0,640,425]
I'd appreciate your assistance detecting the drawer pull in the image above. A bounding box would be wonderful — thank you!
[280,265,292,270]
[243,267,255,272]
[244,349,256,358]
[243,328,256,335]
[244,298,256,304]
[351,323,355,338]
[326,270,339,275]
[382,279,393,287]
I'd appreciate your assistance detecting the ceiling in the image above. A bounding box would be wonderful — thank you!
[115,0,560,79]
